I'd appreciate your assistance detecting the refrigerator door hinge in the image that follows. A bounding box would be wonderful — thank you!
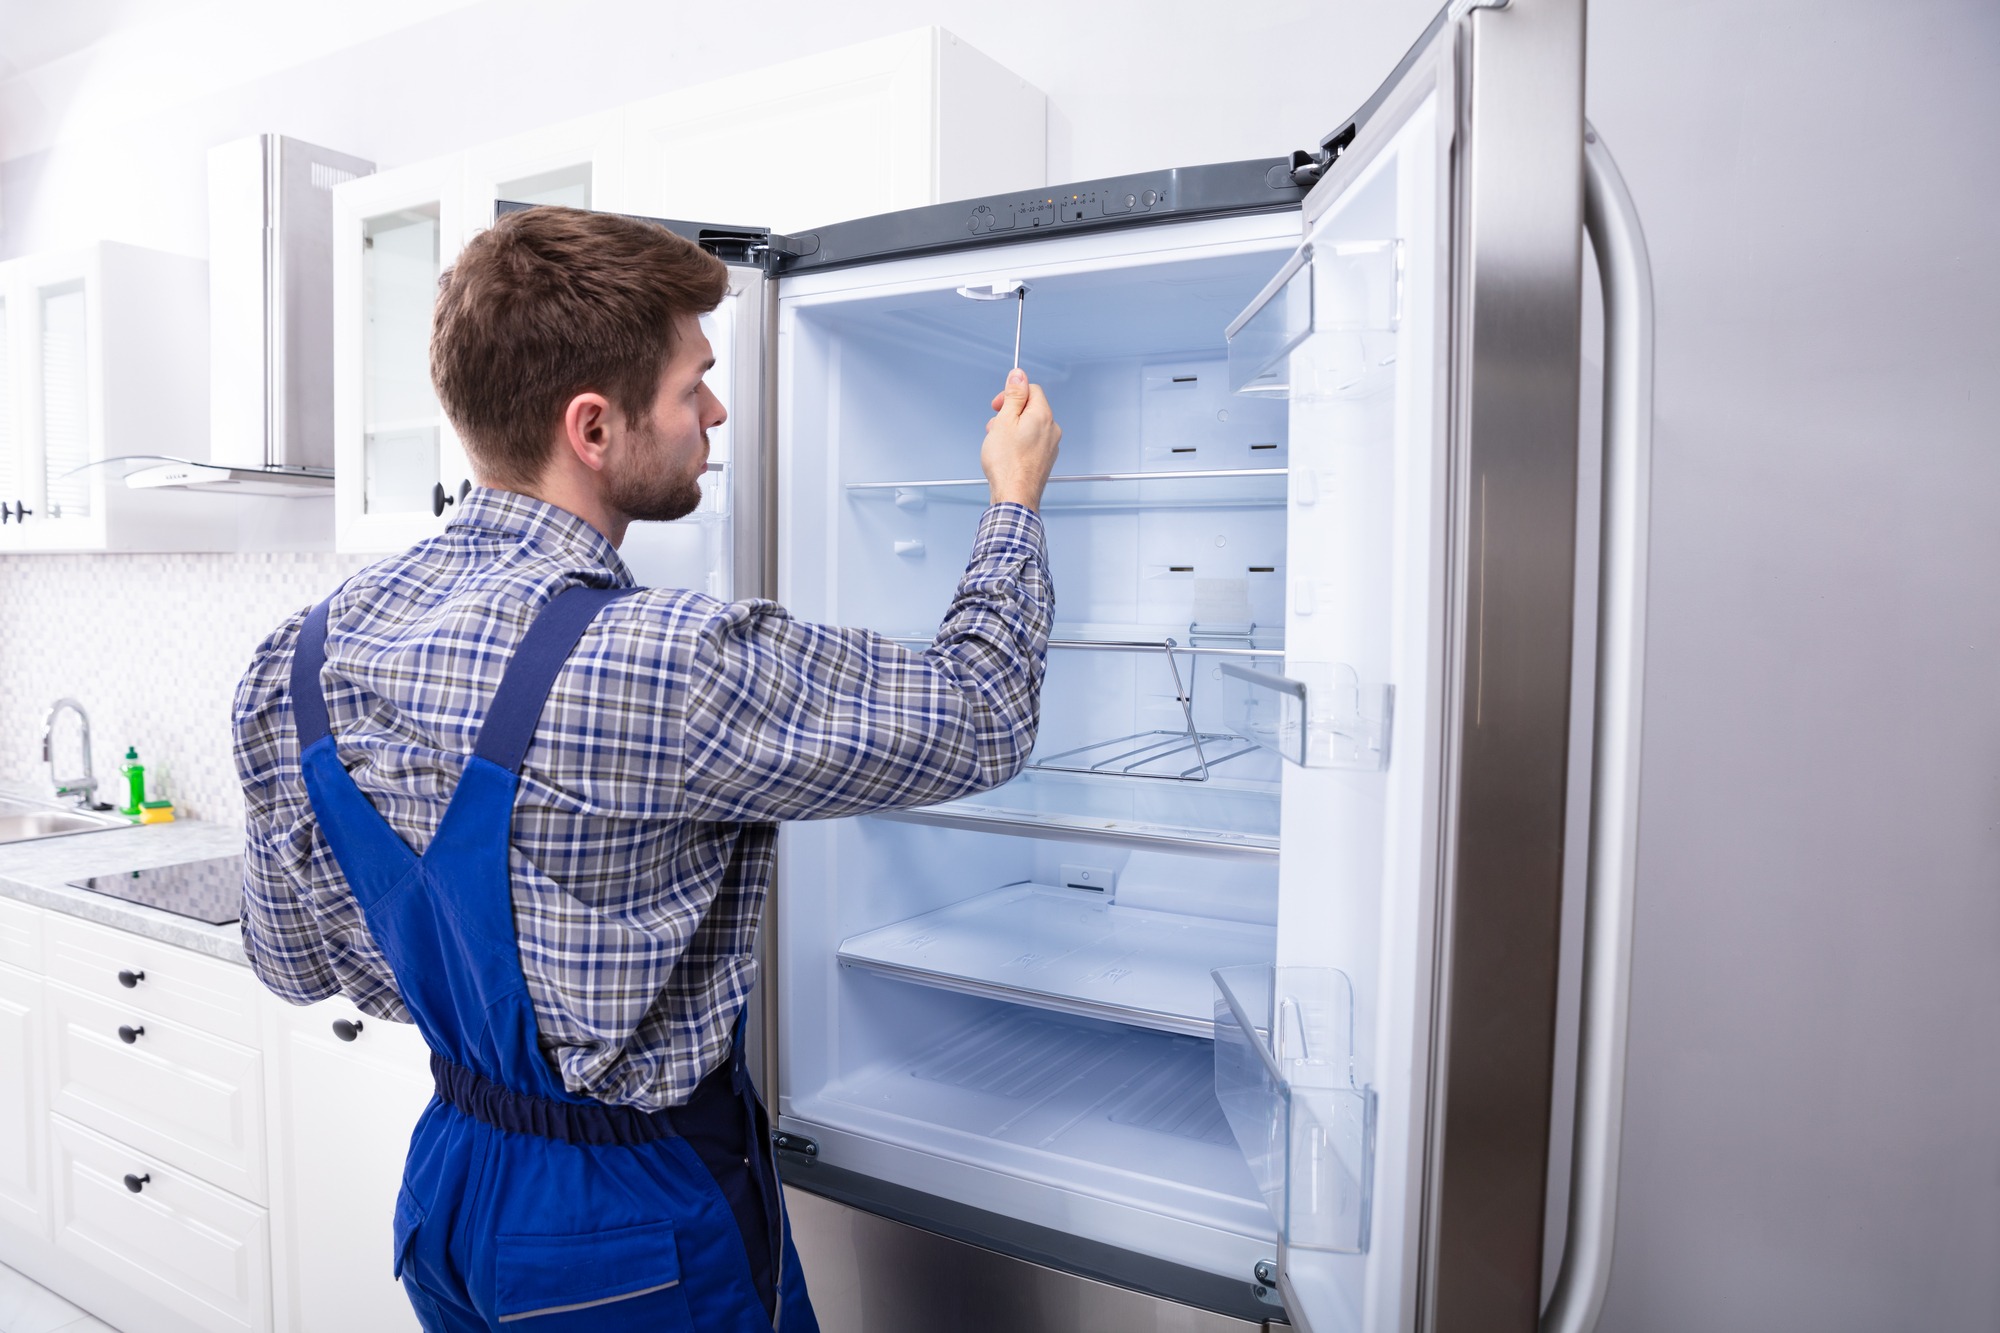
[765,231,819,262]
[701,229,820,269]
[679,227,818,271]
[1286,123,1358,188]
[772,1130,819,1159]
[1252,1258,1284,1308]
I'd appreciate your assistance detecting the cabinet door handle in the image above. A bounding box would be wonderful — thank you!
[331,1019,364,1042]
[123,1172,151,1194]
[117,969,146,989]
[430,479,472,518]
[117,1024,145,1044]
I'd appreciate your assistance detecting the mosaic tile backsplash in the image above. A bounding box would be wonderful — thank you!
[0,552,372,824]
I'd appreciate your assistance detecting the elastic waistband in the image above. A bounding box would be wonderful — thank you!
[430,1051,713,1147]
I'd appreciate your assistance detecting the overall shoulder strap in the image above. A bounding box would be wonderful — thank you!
[289,596,337,749]
[471,585,640,775]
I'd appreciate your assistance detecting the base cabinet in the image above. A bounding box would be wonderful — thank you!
[264,996,432,1333]
[0,900,434,1332]
[0,961,46,1238]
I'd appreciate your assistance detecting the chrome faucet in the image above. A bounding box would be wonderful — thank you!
[43,698,97,807]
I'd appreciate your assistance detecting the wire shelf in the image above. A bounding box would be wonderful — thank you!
[885,632,1282,785]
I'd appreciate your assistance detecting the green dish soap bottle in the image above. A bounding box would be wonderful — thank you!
[120,747,146,817]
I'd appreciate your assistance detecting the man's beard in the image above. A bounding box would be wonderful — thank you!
[606,426,705,523]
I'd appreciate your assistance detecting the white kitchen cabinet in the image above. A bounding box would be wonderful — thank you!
[331,156,474,553]
[263,995,430,1333]
[0,962,47,1240]
[0,897,438,1333]
[620,28,1044,230]
[464,110,624,228]
[0,243,211,553]
[332,28,1044,554]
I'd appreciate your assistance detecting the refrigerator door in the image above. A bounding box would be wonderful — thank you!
[618,263,774,603]
[1226,2,1585,1331]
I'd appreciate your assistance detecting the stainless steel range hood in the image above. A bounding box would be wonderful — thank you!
[174,134,374,496]
[124,460,332,495]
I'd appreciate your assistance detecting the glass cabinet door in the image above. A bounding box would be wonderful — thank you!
[0,289,17,542]
[37,278,92,526]
[618,269,766,599]
[333,158,470,552]
[464,112,625,227]
[360,204,444,516]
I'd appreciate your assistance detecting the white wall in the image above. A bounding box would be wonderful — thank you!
[1,1,1996,1329]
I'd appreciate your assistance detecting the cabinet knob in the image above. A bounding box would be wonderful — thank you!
[331,1018,364,1042]
[430,479,472,518]
[117,1024,145,1044]
[123,1173,151,1194]
[117,969,146,989]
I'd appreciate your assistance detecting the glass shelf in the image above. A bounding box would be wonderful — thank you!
[847,466,1287,511]
[1212,965,1374,1255]
[839,882,1275,1038]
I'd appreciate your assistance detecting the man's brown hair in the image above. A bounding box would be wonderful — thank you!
[431,206,729,488]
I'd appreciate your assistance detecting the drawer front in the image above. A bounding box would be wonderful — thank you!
[51,1113,270,1333]
[48,981,267,1202]
[43,912,258,1044]
[0,961,48,1238]
[285,995,433,1081]
[0,895,40,971]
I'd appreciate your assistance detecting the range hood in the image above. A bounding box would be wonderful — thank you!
[151,134,375,497]
[124,461,332,495]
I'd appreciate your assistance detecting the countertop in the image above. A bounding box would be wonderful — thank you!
[0,799,248,965]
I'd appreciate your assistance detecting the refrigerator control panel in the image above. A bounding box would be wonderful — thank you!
[967,188,1165,236]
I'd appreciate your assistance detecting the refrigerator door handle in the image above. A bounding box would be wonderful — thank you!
[1540,123,1654,1333]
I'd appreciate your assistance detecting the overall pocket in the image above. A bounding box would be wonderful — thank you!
[392,1185,425,1281]
[493,1219,692,1329]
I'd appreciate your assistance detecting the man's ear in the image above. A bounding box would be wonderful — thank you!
[560,391,615,473]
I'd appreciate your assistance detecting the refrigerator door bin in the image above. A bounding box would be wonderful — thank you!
[1226,239,1402,399]
[1212,964,1374,1256]
[837,879,1275,1037]
[1221,661,1393,770]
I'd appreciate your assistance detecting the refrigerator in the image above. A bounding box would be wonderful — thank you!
[591,1,1651,1328]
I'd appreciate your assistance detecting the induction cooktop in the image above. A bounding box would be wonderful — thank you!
[70,856,243,925]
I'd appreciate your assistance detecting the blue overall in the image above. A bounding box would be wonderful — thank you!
[289,586,818,1332]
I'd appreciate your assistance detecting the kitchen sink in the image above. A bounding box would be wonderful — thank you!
[0,797,131,845]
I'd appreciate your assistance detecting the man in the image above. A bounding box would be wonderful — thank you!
[234,206,1060,1332]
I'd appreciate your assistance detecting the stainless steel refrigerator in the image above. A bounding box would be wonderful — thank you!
[602,0,1653,1327]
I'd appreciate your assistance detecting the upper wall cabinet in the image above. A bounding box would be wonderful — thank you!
[465,110,625,223]
[332,27,1046,554]
[0,243,237,553]
[619,29,1046,229]
[331,156,473,554]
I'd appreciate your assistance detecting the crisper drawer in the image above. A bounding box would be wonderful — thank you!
[43,912,259,1045]
[51,1113,270,1333]
[46,981,267,1202]
[0,894,40,971]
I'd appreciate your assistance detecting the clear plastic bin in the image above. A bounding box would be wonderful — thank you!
[1212,963,1374,1254]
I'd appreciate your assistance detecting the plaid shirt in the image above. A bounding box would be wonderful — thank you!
[234,488,1051,1110]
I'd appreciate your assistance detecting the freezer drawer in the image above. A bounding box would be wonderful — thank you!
[784,1181,1274,1332]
